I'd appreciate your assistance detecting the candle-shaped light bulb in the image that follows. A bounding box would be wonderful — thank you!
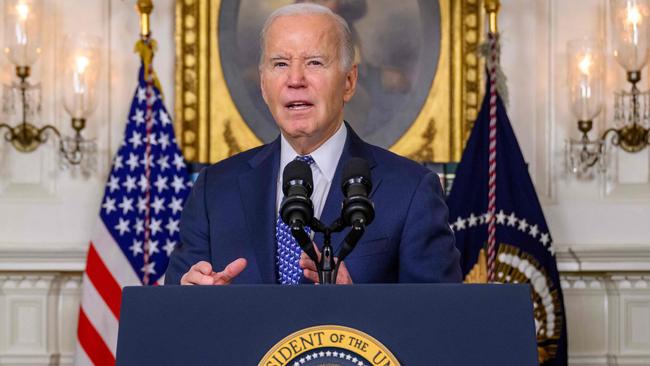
[75,55,89,75]
[611,0,650,72]
[72,55,90,116]
[62,34,101,119]
[568,39,604,122]
[15,1,29,50]
[627,4,642,46]
[627,4,642,25]
[16,2,29,20]
[578,54,593,76]
[4,0,42,66]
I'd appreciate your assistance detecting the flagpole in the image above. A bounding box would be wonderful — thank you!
[137,0,153,39]
[134,0,163,97]
[484,0,500,282]
[485,0,500,34]
[136,0,156,285]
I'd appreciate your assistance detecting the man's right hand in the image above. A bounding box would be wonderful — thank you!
[180,258,247,285]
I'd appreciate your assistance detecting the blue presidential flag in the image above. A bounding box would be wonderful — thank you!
[447,71,568,364]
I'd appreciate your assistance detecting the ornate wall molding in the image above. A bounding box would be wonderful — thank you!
[560,275,605,290]
[610,275,650,290]
[455,0,483,143]
[556,244,650,272]
[0,245,86,272]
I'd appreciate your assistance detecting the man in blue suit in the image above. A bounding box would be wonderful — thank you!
[165,3,461,285]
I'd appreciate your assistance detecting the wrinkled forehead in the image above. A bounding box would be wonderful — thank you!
[263,13,341,55]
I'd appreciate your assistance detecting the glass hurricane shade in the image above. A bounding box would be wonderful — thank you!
[3,0,42,67]
[568,39,604,122]
[61,34,101,119]
[611,0,650,72]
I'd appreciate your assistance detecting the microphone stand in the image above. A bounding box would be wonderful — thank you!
[289,218,345,284]
[333,223,365,280]
[306,218,365,285]
[289,223,318,267]
[309,218,342,284]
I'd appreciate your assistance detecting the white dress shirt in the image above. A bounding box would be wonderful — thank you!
[276,122,347,219]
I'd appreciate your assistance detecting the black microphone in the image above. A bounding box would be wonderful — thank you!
[280,160,314,227]
[340,157,375,228]
[333,158,375,273]
[279,160,319,263]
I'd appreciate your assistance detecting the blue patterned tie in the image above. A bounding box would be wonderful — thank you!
[276,155,315,284]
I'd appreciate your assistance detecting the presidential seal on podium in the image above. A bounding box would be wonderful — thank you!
[259,325,399,366]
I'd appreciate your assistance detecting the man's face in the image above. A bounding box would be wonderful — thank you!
[260,14,357,148]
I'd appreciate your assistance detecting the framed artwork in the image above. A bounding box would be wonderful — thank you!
[175,0,484,163]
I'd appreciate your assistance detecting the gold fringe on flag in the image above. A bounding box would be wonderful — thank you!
[464,249,488,284]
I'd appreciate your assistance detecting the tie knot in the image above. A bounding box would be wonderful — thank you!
[294,155,315,166]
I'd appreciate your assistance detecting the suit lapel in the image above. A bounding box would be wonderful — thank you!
[317,124,381,252]
[238,139,280,284]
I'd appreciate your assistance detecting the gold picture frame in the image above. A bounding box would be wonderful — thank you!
[175,0,484,163]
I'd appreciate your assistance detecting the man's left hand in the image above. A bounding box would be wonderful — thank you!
[299,245,353,284]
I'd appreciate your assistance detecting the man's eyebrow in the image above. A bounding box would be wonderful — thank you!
[267,55,329,63]
[305,55,331,64]
[269,55,289,62]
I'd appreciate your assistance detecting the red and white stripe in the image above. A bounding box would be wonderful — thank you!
[74,221,141,365]
[487,32,500,282]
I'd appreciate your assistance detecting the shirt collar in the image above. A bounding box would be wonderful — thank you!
[279,122,347,182]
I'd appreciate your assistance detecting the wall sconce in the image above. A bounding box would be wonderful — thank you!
[565,39,606,177]
[566,0,650,178]
[0,0,99,172]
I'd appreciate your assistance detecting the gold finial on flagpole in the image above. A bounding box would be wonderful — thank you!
[137,0,153,38]
[484,0,500,33]
[134,0,163,99]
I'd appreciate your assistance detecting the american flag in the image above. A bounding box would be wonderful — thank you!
[74,64,192,365]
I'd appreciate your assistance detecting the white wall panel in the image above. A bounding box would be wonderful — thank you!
[58,276,82,352]
[562,277,609,356]
[625,301,650,351]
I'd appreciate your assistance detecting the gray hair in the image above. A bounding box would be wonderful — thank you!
[259,3,355,71]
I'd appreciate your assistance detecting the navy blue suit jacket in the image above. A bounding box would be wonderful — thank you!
[165,125,461,284]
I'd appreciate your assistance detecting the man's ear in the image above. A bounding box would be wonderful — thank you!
[343,64,358,103]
